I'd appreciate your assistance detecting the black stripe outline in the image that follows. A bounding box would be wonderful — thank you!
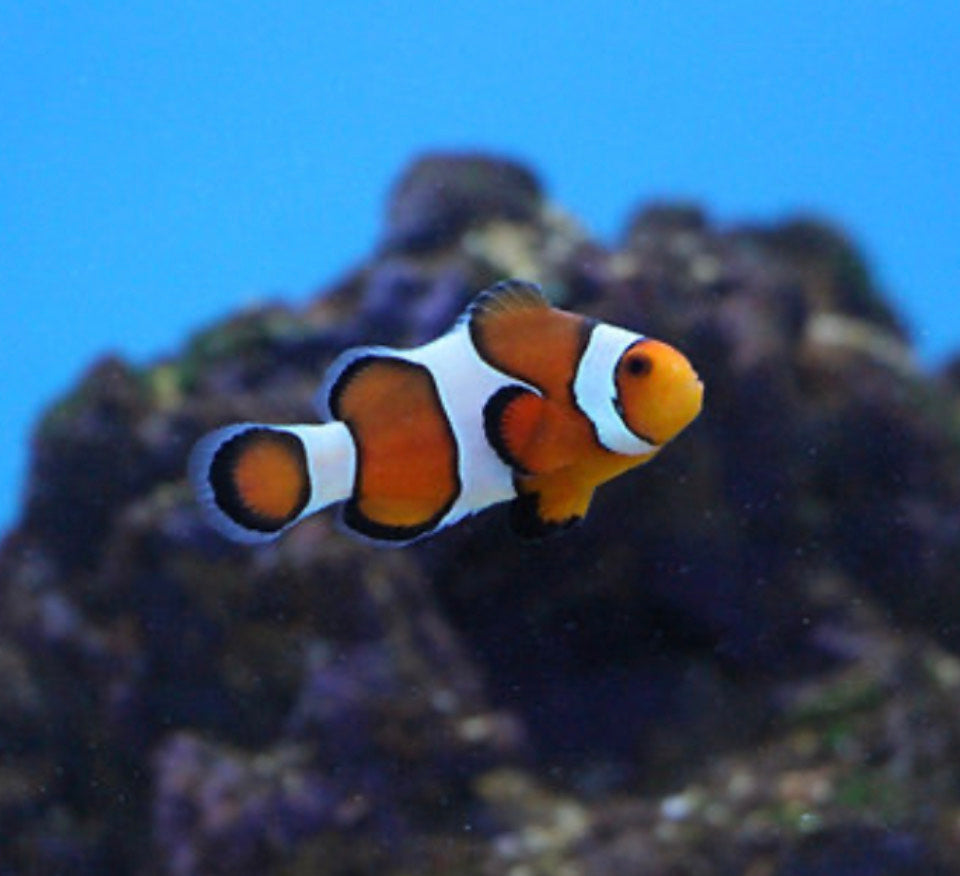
[566,317,609,452]
[208,427,311,534]
[612,341,659,448]
[330,354,461,542]
[482,385,536,476]
[508,483,582,540]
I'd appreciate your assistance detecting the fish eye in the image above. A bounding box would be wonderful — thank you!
[625,354,653,377]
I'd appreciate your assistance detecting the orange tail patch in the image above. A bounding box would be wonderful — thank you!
[207,427,312,536]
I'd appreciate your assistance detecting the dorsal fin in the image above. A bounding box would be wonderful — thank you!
[460,279,549,329]
[460,279,588,399]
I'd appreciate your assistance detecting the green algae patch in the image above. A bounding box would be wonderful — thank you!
[786,671,888,728]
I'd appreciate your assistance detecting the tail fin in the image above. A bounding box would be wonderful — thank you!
[189,422,355,543]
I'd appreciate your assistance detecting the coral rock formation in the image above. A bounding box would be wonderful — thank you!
[3,152,960,874]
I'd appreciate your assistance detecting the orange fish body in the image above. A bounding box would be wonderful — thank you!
[190,280,703,544]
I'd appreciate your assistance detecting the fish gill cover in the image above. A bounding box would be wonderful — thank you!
[2,153,960,874]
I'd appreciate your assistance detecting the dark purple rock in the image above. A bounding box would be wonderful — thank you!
[152,734,345,876]
[776,826,958,876]
[383,152,543,253]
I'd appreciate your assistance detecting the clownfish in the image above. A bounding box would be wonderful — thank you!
[190,280,703,545]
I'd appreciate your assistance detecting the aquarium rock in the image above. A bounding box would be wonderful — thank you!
[3,153,960,874]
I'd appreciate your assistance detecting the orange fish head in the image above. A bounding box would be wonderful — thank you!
[613,338,704,448]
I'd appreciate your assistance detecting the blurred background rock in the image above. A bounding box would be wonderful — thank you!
[3,154,960,875]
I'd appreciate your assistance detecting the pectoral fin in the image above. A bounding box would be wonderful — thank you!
[484,386,585,475]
